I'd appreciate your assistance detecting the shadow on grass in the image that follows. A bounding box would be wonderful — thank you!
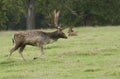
[45,45,61,49]
[84,68,101,72]
[0,57,46,67]
[0,60,16,65]
[0,59,33,67]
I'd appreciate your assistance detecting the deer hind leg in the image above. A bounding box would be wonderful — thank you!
[8,43,21,59]
[19,45,26,61]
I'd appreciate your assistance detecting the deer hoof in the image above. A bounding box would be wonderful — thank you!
[33,57,38,60]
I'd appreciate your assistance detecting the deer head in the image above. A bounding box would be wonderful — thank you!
[49,10,67,39]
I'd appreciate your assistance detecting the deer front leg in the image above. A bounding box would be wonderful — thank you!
[39,45,46,60]
[33,43,45,60]
[36,42,45,56]
[40,45,44,56]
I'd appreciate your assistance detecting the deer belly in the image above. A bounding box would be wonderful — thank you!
[43,39,56,44]
[24,37,40,46]
[25,40,38,46]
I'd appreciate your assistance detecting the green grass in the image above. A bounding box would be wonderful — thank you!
[0,26,120,79]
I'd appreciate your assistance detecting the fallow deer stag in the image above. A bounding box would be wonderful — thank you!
[68,27,77,36]
[8,10,67,61]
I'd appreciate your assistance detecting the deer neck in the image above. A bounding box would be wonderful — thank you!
[42,31,59,44]
[48,31,60,40]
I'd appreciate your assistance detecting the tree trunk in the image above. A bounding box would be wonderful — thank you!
[26,0,35,30]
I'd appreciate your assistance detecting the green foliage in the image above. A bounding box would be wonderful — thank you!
[0,0,120,30]
[0,0,25,30]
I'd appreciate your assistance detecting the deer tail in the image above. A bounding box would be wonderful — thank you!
[12,34,15,44]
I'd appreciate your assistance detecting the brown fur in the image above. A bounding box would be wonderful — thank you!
[68,27,77,36]
[8,30,67,61]
[68,32,77,36]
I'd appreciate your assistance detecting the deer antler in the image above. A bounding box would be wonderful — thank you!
[50,10,60,28]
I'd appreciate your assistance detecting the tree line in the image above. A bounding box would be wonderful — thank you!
[0,0,120,30]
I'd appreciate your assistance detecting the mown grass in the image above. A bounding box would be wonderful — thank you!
[0,26,120,79]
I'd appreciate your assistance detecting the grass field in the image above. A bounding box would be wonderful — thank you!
[0,26,120,79]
